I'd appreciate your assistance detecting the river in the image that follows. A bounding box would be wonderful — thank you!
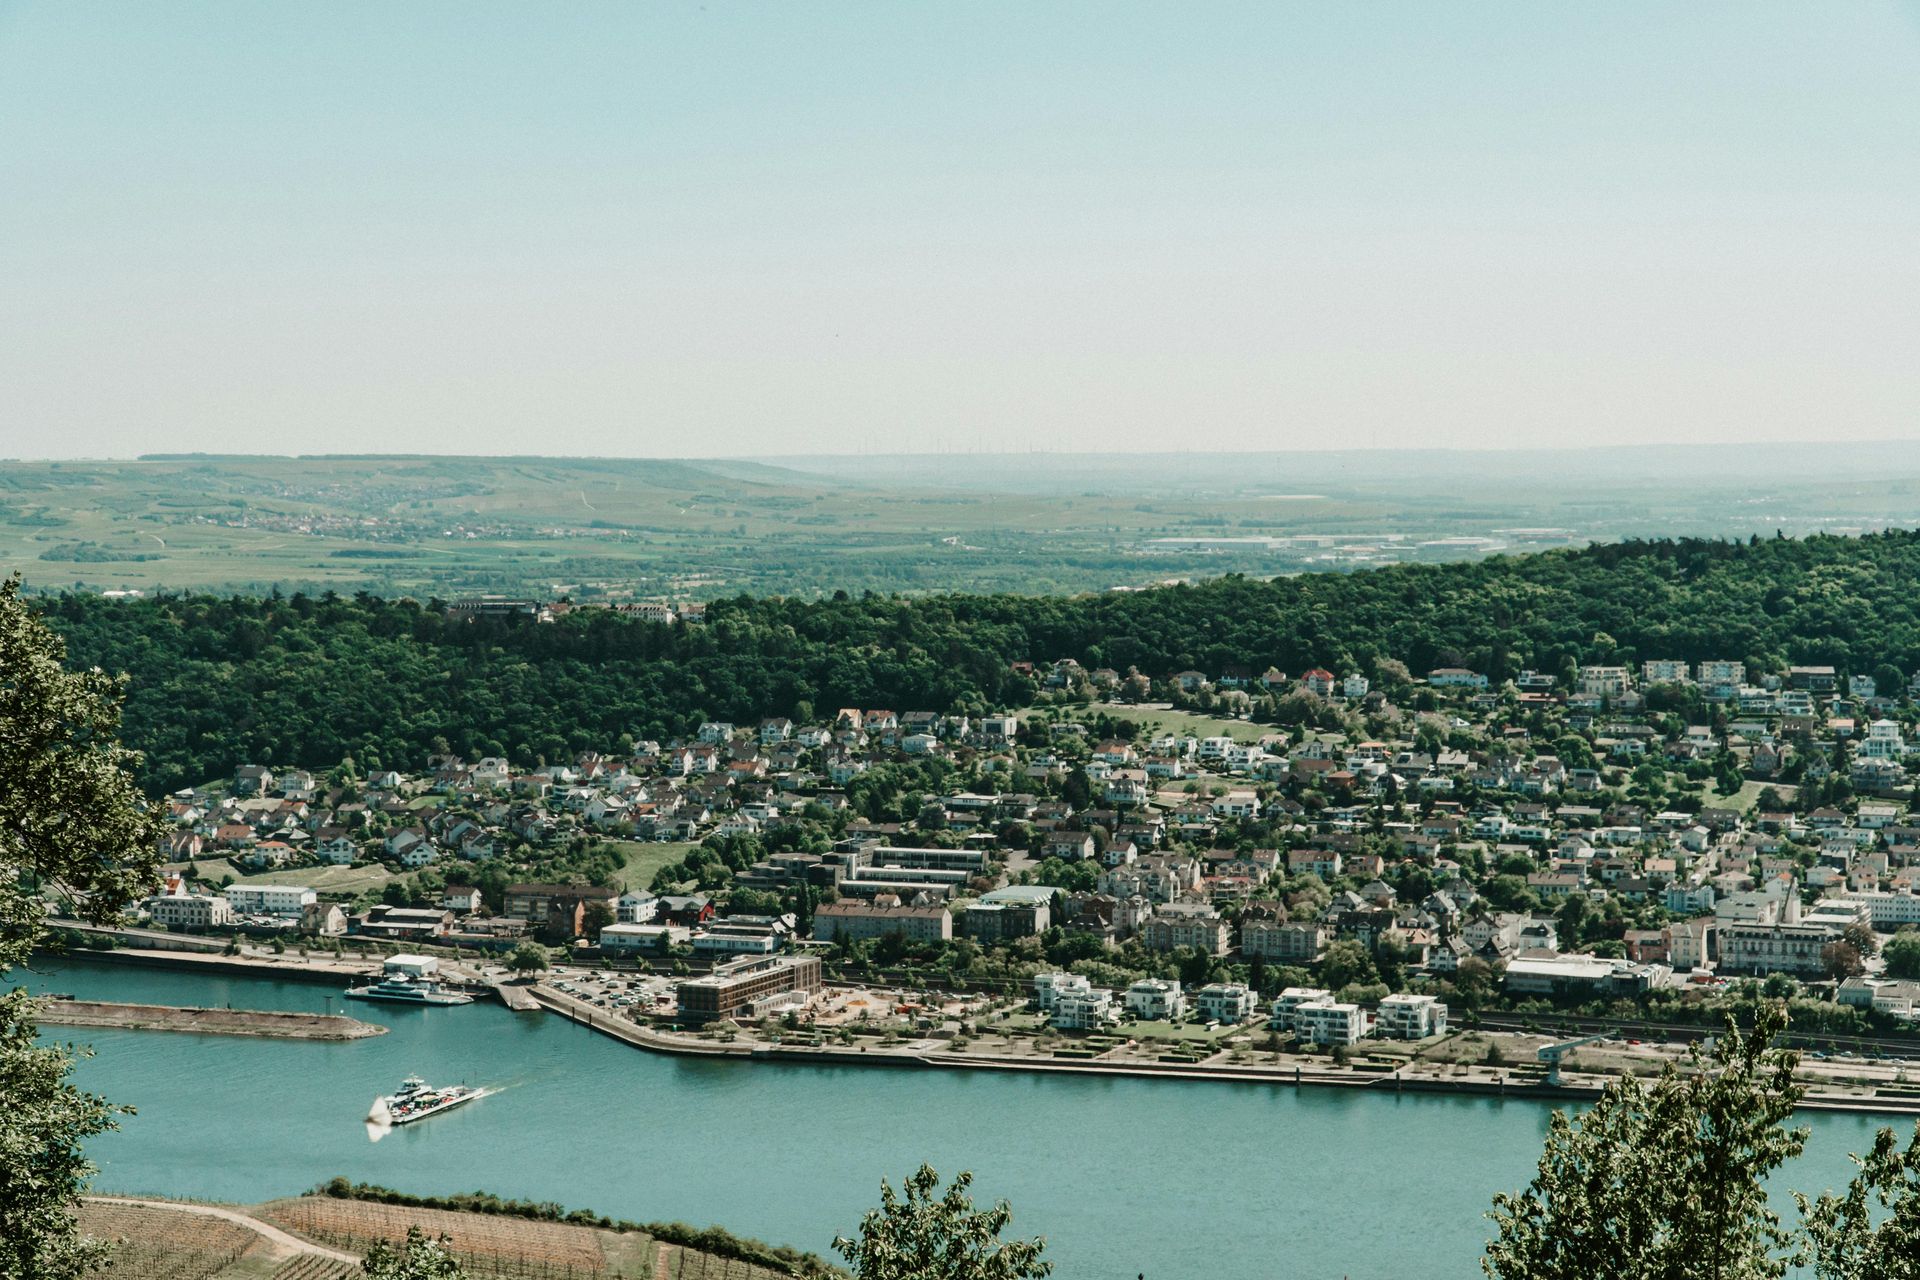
[17,956,1901,1280]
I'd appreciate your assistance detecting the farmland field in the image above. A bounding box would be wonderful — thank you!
[256,1196,799,1280]
[260,1196,630,1278]
[10,448,1893,601]
[78,1202,262,1280]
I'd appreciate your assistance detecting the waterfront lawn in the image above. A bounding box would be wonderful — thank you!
[1118,1018,1243,1045]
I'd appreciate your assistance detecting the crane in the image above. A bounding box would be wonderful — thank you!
[1537,1032,1616,1086]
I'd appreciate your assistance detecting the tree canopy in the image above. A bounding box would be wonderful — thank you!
[834,1165,1049,1280]
[36,530,1920,791]
[0,574,164,1279]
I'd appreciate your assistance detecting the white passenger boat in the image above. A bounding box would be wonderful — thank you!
[371,1075,483,1126]
[344,972,475,1005]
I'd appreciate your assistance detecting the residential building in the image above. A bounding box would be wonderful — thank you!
[813,900,953,945]
[224,884,316,919]
[1052,988,1118,1030]
[1293,1000,1366,1046]
[147,892,234,931]
[1192,982,1258,1025]
[1139,905,1230,955]
[1716,922,1835,977]
[1241,918,1329,962]
[1374,993,1448,1040]
[1123,978,1185,1021]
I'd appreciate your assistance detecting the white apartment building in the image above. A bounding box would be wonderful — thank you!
[1293,1000,1367,1046]
[1124,978,1185,1021]
[1374,992,1448,1040]
[1192,983,1258,1025]
[1858,720,1907,760]
[147,892,234,931]
[1052,989,1119,1030]
[1836,891,1920,930]
[1696,660,1746,695]
[1033,971,1094,1014]
[1578,666,1633,697]
[1642,660,1691,685]
[1269,986,1334,1031]
[224,884,316,919]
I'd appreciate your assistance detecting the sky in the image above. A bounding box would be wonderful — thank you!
[1,2,1917,460]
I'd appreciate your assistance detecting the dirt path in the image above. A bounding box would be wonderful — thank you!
[84,1196,360,1264]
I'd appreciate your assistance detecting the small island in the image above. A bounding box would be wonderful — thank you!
[39,998,385,1041]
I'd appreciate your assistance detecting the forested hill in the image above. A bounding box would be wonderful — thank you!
[32,531,1920,792]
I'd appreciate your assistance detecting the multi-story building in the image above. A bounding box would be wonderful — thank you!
[1696,660,1746,697]
[1033,971,1094,1013]
[1052,988,1118,1030]
[147,892,234,931]
[1269,986,1334,1031]
[1578,666,1633,697]
[1642,660,1691,685]
[1374,993,1448,1040]
[1835,891,1920,931]
[1138,905,1229,956]
[224,884,316,919]
[963,887,1054,941]
[1241,919,1329,962]
[1192,982,1258,1025]
[1715,922,1834,977]
[1123,978,1185,1021]
[1292,1000,1367,1046]
[676,954,821,1023]
[812,900,953,945]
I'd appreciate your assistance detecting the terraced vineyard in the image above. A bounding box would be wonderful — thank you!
[656,1243,798,1280]
[261,1197,643,1279]
[77,1202,258,1280]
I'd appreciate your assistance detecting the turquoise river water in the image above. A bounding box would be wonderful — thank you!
[18,956,1903,1279]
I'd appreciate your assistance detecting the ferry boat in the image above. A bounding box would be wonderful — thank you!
[370,1075,483,1126]
[344,972,475,1006]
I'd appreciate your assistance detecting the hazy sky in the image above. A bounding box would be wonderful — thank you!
[3,3,1917,460]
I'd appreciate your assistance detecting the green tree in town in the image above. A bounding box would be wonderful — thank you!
[834,1165,1050,1280]
[1798,1122,1920,1280]
[1881,930,1920,980]
[507,941,550,977]
[1484,1006,1806,1280]
[0,574,164,1280]
[360,1226,468,1280]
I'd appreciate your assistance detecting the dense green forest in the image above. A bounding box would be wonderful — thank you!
[31,531,1920,792]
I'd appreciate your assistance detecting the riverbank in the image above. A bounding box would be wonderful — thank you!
[529,984,1920,1118]
[43,998,386,1041]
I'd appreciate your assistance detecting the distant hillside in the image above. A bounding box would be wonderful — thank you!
[36,530,1920,793]
[9,451,1920,600]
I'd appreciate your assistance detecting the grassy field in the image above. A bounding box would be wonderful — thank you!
[161,858,407,896]
[1702,778,1795,810]
[1031,702,1272,744]
[610,840,699,892]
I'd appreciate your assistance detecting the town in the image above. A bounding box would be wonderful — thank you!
[83,652,1920,1082]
